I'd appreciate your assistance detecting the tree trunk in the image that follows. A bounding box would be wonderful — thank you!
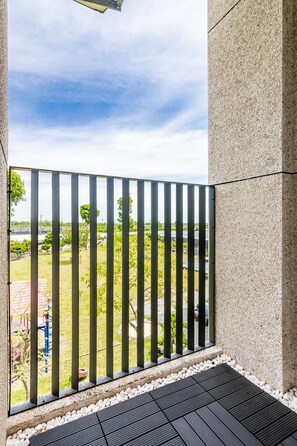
[21,378,29,401]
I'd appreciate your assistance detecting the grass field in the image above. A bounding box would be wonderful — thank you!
[10,239,196,407]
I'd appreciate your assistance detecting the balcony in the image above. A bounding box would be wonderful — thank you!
[8,168,297,446]
[2,1,297,445]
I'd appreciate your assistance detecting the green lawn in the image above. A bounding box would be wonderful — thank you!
[10,241,195,407]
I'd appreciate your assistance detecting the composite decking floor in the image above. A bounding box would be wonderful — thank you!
[29,364,297,446]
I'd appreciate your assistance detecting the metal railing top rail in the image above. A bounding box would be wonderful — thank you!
[9,166,209,188]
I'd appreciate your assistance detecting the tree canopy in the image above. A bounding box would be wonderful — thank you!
[117,196,136,230]
[9,171,26,215]
[80,204,99,226]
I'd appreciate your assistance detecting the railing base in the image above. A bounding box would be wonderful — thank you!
[8,346,220,420]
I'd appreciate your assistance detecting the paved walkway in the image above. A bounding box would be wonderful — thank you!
[30,363,297,446]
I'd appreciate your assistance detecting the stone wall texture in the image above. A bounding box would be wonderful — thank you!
[282,174,297,388]
[208,0,240,31]
[282,1,297,172]
[209,0,297,391]
[0,0,8,444]
[209,0,283,184]
[214,175,297,390]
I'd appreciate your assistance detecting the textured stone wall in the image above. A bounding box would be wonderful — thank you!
[209,0,297,390]
[208,0,241,31]
[0,0,8,443]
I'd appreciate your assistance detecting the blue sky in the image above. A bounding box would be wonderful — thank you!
[9,0,208,221]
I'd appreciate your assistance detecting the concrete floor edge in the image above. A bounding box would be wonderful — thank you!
[7,346,222,437]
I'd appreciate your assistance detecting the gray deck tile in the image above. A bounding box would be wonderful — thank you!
[163,391,214,421]
[281,436,297,446]
[197,405,245,446]
[218,384,263,410]
[97,392,153,422]
[256,412,297,446]
[172,418,205,446]
[185,411,226,446]
[161,437,186,446]
[242,401,290,434]
[101,401,160,435]
[192,363,232,383]
[150,376,197,400]
[86,438,107,446]
[208,402,262,446]
[124,423,178,446]
[199,369,242,391]
[155,383,204,410]
[208,376,251,400]
[105,411,168,446]
[39,424,103,446]
[30,414,100,446]
[230,391,276,421]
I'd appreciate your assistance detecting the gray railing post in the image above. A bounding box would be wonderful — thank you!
[198,187,206,348]
[71,173,79,391]
[52,172,60,396]
[106,177,114,379]
[137,180,145,368]
[122,179,130,373]
[150,182,158,364]
[30,169,39,405]
[187,185,195,351]
[89,175,98,384]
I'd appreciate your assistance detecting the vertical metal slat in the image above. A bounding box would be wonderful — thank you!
[137,180,144,368]
[198,187,206,348]
[176,184,183,355]
[187,185,195,351]
[8,168,12,413]
[106,178,114,378]
[208,187,215,344]
[164,183,171,359]
[71,174,79,390]
[122,179,130,373]
[52,172,60,396]
[89,175,97,384]
[151,182,158,364]
[30,169,39,404]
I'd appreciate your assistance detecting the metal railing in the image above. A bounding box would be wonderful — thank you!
[8,167,215,415]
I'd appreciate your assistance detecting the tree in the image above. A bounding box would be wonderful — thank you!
[60,229,72,247]
[83,231,159,329]
[158,314,188,354]
[82,197,191,356]
[11,308,45,401]
[10,239,30,259]
[41,232,53,252]
[80,204,99,226]
[117,196,136,231]
[61,228,89,251]
[11,325,30,400]
[83,197,165,331]
[9,171,26,215]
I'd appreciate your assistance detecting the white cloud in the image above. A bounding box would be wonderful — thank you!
[9,118,208,184]
[9,0,207,87]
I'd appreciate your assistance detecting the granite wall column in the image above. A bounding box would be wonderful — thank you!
[209,0,297,390]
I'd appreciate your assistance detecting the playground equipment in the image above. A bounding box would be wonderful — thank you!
[38,307,52,373]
